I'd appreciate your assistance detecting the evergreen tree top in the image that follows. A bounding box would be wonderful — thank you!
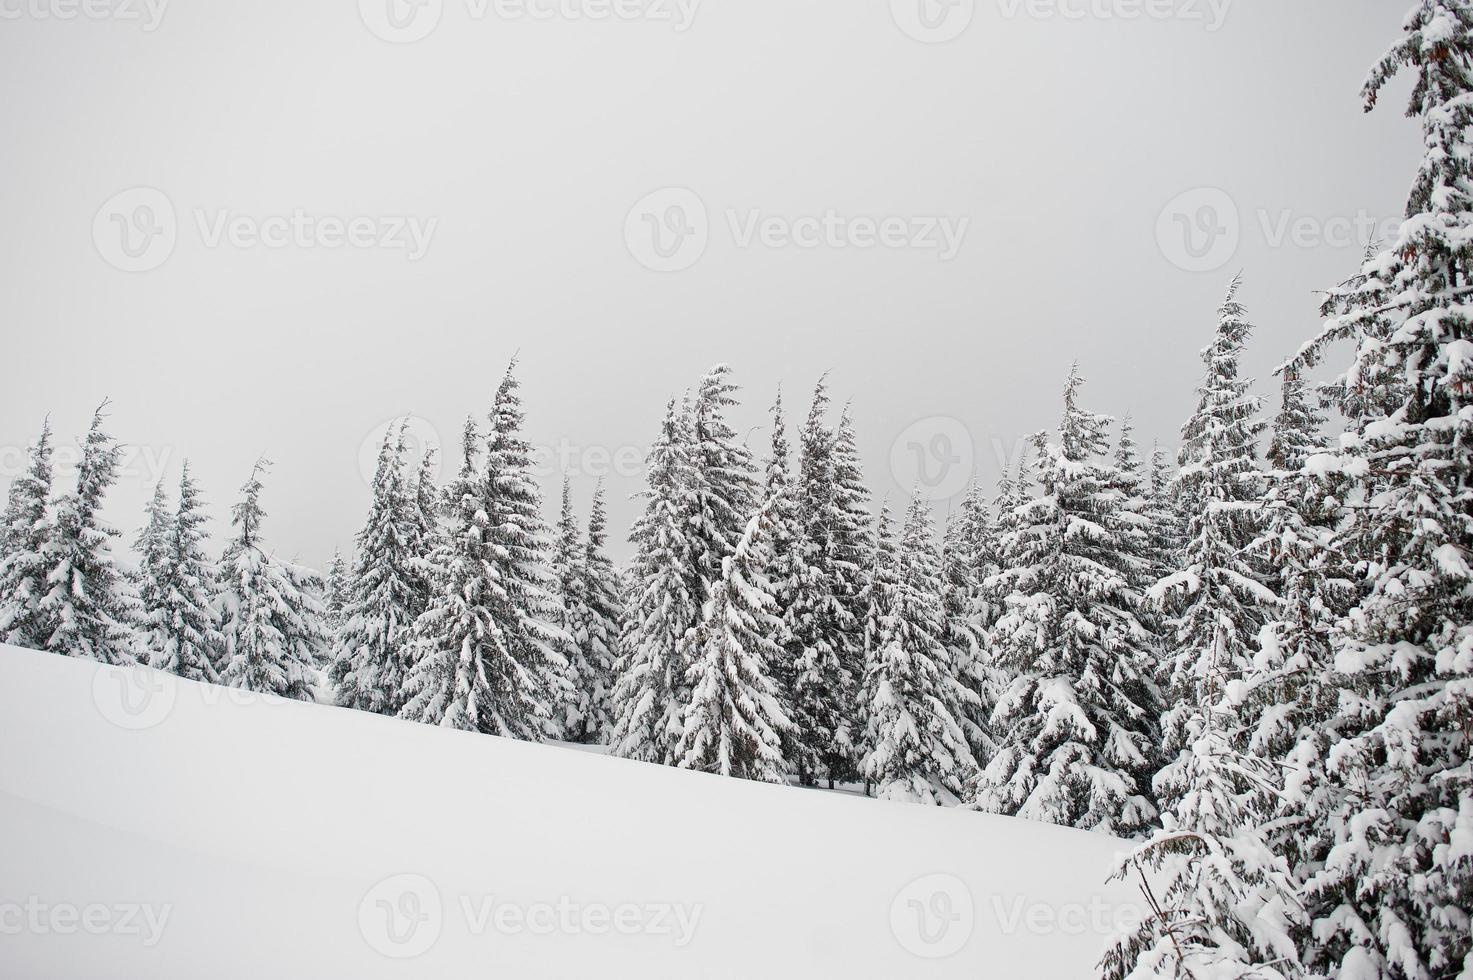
[135,480,172,569]
[1,417,55,557]
[1266,368,1325,473]
[230,458,272,552]
[68,401,124,529]
[586,478,610,558]
[765,387,792,495]
[1364,0,1473,118]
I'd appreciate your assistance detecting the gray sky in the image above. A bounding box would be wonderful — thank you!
[0,0,1418,567]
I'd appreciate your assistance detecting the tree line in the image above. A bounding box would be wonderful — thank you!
[1,3,1469,975]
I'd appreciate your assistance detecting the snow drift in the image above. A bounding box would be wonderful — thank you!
[0,644,1143,978]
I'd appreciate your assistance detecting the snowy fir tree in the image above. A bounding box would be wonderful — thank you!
[331,423,428,716]
[1141,442,1187,609]
[402,366,570,740]
[1152,278,1275,815]
[568,478,621,744]
[323,547,349,635]
[1111,415,1161,607]
[1281,6,1473,974]
[1100,284,1301,980]
[404,444,444,607]
[856,500,900,784]
[677,493,792,783]
[784,378,860,786]
[612,365,761,763]
[1101,670,1305,980]
[981,442,1033,632]
[0,418,55,649]
[1234,370,1352,889]
[399,419,494,731]
[830,404,873,779]
[148,462,224,682]
[686,364,760,603]
[861,492,978,804]
[133,479,173,657]
[940,484,1001,766]
[34,403,139,665]
[550,476,613,744]
[973,368,1159,836]
[481,363,574,738]
[217,460,327,700]
[609,399,700,763]
[760,388,801,742]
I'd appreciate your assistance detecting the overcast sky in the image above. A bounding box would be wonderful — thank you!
[0,0,1417,567]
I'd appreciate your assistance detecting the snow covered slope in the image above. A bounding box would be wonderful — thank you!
[0,644,1143,979]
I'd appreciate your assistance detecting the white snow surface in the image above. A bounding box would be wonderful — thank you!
[0,643,1143,978]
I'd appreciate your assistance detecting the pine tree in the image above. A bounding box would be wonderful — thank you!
[151,462,224,682]
[762,388,801,763]
[331,424,425,716]
[785,378,858,785]
[551,477,608,743]
[1284,7,1473,974]
[980,443,1033,637]
[402,366,571,740]
[399,419,495,731]
[687,364,760,602]
[1112,416,1159,605]
[829,404,873,780]
[677,494,792,782]
[133,480,174,664]
[610,366,756,763]
[609,400,699,762]
[940,486,999,766]
[0,418,55,649]
[324,548,349,635]
[481,363,573,738]
[1101,678,1304,980]
[1240,370,1352,889]
[1141,442,1185,600]
[35,403,139,664]
[861,492,978,804]
[973,368,1159,836]
[217,460,327,700]
[572,478,621,744]
[403,444,443,616]
[856,500,900,786]
[1152,278,1274,816]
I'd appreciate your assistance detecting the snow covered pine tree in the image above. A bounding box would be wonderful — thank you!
[331,422,429,716]
[785,378,860,786]
[1284,4,1473,974]
[217,460,328,700]
[677,493,792,782]
[401,363,569,739]
[1103,288,1305,980]
[609,399,699,763]
[862,492,978,804]
[146,463,225,681]
[34,402,139,665]
[973,368,1159,835]
[0,418,55,649]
